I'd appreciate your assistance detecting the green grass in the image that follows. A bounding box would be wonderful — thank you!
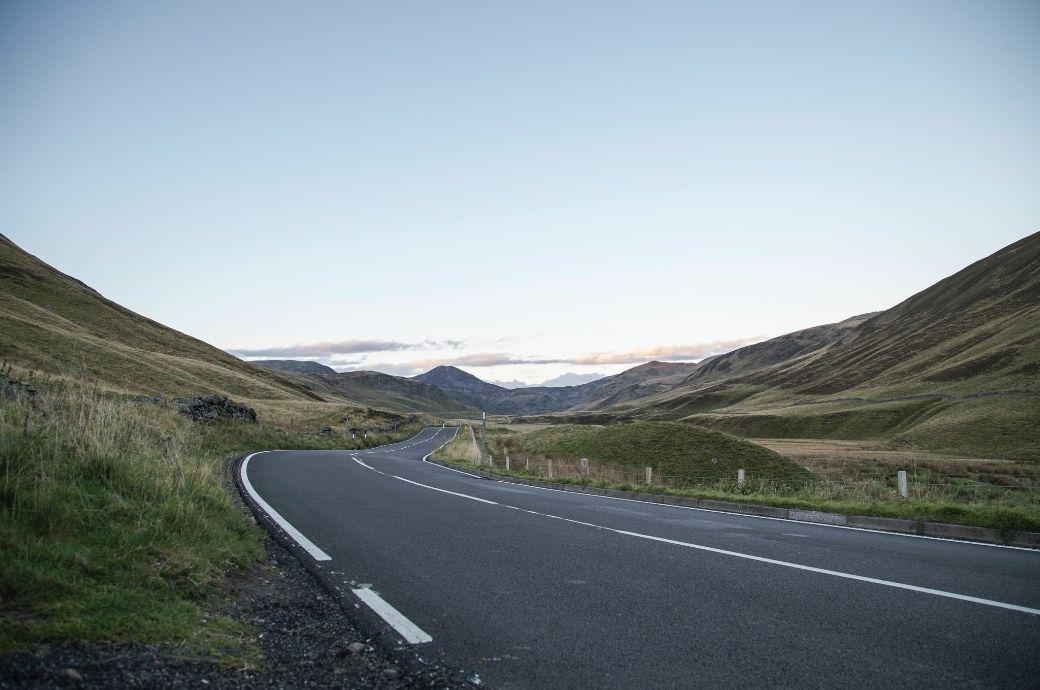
[491,421,811,482]
[0,378,427,658]
[433,457,1040,537]
[686,395,1040,461]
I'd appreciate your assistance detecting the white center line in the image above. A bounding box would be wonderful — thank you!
[352,587,433,644]
[393,475,500,505]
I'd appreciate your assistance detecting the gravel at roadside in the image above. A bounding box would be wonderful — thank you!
[0,456,479,689]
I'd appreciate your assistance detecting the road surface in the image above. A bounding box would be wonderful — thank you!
[240,427,1040,688]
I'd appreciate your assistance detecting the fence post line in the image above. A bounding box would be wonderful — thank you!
[897,470,908,498]
[737,468,746,486]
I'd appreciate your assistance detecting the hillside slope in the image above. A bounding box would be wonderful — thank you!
[609,232,1040,459]
[0,234,319,403]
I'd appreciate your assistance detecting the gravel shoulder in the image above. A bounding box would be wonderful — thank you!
[0,455,478,689]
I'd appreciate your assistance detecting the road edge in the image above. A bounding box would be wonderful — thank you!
[424,458,1040,549]
[225,450,478,686]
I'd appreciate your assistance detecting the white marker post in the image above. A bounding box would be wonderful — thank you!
[481,411,488,466]
[737,469,746,487]
[548,458,553,479]
[581,458,589,476]
[897,470,908,498]
[646,467,653,485]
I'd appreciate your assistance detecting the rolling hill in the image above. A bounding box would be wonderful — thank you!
[253,360,475,417]
[593,232,1040,459]
[0,234,422,430]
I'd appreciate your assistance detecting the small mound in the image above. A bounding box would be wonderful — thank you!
[505,421,808,482]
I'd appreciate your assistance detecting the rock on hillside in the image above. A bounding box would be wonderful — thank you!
[174,395,258,423]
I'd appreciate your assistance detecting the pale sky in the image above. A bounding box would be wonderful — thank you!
[2,1,1038,384]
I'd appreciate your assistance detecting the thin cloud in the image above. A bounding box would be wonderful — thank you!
[385,338,760,372]
[564,339,758,365]
[229,338,463,358]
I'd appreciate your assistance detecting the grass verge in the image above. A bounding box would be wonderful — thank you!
[0,377,427,659]
[433,427,1040,537]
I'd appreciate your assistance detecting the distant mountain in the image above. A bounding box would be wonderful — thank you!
[569,361,702,411]
[413,362,700,415]
[415,365,507,401]
[253,361,474,417]
[412,366,575,414]
[540,372,604,387]
[490,379,530,389]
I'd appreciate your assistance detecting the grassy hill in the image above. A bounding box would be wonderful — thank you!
[589,233,1040,460]
[0,234,317,403]
[0,234,422,430]
[492,422,810,482]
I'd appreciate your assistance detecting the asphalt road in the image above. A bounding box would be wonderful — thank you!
[241,427,1040,688]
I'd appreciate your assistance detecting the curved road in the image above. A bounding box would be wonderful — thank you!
[241,427,1040,688]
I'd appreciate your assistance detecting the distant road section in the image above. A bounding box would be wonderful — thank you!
[242,428,1040,688]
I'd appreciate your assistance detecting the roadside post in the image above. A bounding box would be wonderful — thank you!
[646,466,653,484]
[737,468,746,487]
[481,411,488,466]
[897,470,908,498]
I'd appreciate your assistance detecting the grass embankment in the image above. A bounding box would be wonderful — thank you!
[686,394,1040,461]
[432,422,1040,536]
[495,422,808,482]
[0,378,428,658]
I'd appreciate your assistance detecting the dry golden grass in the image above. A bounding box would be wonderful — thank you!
[435,424,481,463]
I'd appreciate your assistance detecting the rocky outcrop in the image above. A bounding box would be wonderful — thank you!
[173,394,257,424]
[1,375,38,403]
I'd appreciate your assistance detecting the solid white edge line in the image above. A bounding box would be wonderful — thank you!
[420,428,490,479]
[487,474,1040,552]
[352,587,433,644]
[386,472,1040,616]
[240,451,332,562]
[613,530,1040,616]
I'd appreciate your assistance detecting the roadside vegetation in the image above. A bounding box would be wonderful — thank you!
[436,424,481,464]
[0,372,429,658]
[494,422,810,482]
[432,421,1040,536]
